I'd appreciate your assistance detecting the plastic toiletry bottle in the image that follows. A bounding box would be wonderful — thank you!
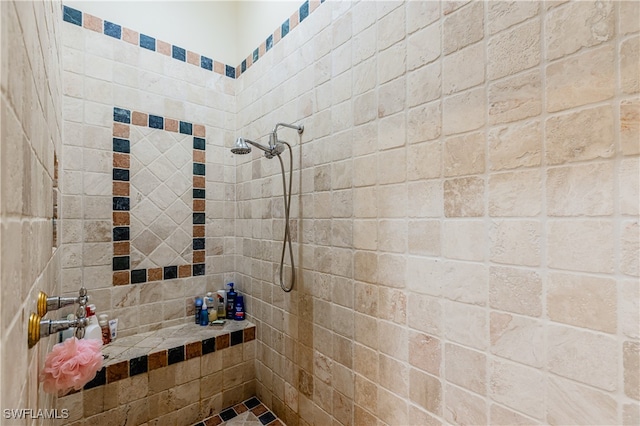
[98,314,111,345]
[200,299,209,326]
[206,292,215,319]
[84,304,102,342]
[195,297,203,324]
[226,283,237,319]
[234,295,245,321]
[217,295,226,319]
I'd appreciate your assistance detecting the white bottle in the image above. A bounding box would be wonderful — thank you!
[84,304,102,343]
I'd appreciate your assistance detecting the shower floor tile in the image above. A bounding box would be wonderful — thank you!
[193,397,285,426]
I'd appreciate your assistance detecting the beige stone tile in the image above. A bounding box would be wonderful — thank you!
[378,112,406,150]
[489,120,542,171]
[353,220,377,250]
[623,403,640,426]
[377,220,406,253]
[489,19,540,81]
[353,155,377,187]
[377,148,406,185]
[407,22,440,71]
[547,163,614,216]
[621,35,639,94]
[443,1,484,55]
[354,375,377,414]
[408,180,443,217]
[490,312,544,368]
[489,70,542,125]
[621,158,640,216]
[487,1,539,35]
[443,41,484,95]
[406,256,443,297]
[408,220,440,256]
[489,266,542,316]
[444,301,487,350]
[408,293,442,336]
[408,137,441,180]
[624,341,640,400]
[378,78,406,119]
[547,272,617,333]
[442,220,485,261]
[378,320,407,361]
[444,177,484,218]
[489,170,542,217]
[443,132,485,177]
[377,4,405,50]
[445,343,486,395]
[354,312,378,349]
[378,42,406,85]
[440,260,487,306]
[621,99,640,156]
[622,279,640,339]
[377,183,407,218]
[547,220,614,274]
[379,354,409,396]
[443,87,485,136]
[490,220,541,266]
[407,61,441,108]
[547,375,618,425]
[548,324,617,391]
[378,385,409,425]
[407,1,439,34]
[545,1,614,61]
[444,384,487,425]
[546,45,615,112]
[490,359,545,419]
[354,343,378,382]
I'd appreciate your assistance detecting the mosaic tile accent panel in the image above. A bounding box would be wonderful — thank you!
[61,0,325,79]
[192,396,285,426]
[111,107,206,286]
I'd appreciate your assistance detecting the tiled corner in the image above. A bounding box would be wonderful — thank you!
[62,0,325,79]
[194,397,285,426]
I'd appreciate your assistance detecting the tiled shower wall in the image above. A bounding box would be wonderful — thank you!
[60,17,237,337]
[1,0,63,418]
[234,1,640,425]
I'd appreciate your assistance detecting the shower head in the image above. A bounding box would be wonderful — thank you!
[231,137,251,155]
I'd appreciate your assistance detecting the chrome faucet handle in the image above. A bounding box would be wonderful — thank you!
[28,313,90,348]
[37,287,89,317]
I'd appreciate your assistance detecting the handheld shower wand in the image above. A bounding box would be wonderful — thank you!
[231,122,304,292]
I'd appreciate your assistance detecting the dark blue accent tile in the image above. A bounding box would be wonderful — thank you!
[113,197,130,211]
[163,266,177,280]
[172,45,186,61]
[220,409,237,422]
[193,137,206,150]
[113,168,130,181]
[84,367,106,389]
[193,213,205,224]
[129,355,148,376]
[231,330,243,346]
[193,189,205,199]
[179,121,192,135]
[104,21,121,39]
[149,115,163,129]
[193,264,205,276]
[194,423,205,426]
[113,138,130,153]
[113,107,131,123]
[131,269,147,284]
[241,60,247,73]
[266,35,273,51]
[259,412,277,425]
[245,397,261,409]
[193,238,205,251]
[202,337,216,354]
[167,346,184,365]
[225,65,235,79]
[139,34,156,51]
[193,163,205,176]
[300,1,310,21]
[63,6,82,26]
[112,256,130,271]
[281,19,290,38]
[201,56,213,71]
[253,48,259,63]
[113,227,130,241]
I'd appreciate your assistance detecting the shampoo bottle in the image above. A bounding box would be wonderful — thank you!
[234,295,245,321]
[200,299,209,326]
[226,283,237,319]
[84,304,102,342]
[217,295,226,319]
[98,314,111,345]
[195,297,203,324]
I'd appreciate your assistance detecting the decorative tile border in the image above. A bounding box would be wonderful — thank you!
[193,397,284,426]
[62,0,325,79]
[111,106,206,286]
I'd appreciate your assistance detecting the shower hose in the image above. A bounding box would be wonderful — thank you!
[276,141,295,292]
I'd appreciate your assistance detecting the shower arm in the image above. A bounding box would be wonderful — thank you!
[270,123,304,148]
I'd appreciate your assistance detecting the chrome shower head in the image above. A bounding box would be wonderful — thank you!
[231,137,251,155]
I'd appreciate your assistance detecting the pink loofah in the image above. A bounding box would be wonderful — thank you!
[40,337,103,395]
